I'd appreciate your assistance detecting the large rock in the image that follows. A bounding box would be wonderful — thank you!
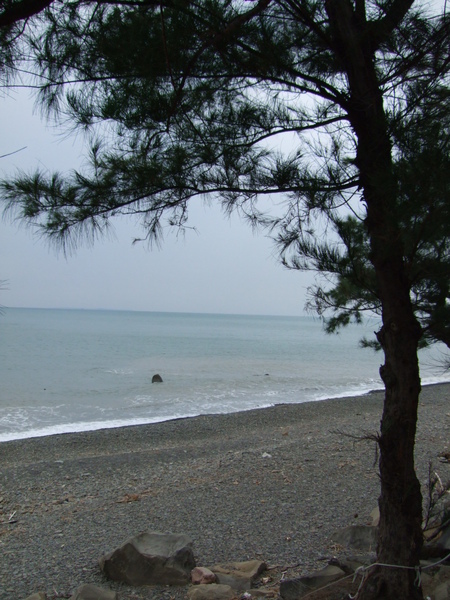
[24,594,46,600]
[99,531,196,585]
[331,525,378,552]
[422,522,450,559]
[210,560,267,591]
[422,565,450,600]
[280,565,346,600]
[187,584,236,600]
[436,524,450,550]
[69,584,118,600]
[433,582,450,600]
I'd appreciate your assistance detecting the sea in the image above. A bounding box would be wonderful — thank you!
[1,308,449,442]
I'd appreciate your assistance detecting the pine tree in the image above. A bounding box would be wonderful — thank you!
[1,1,449,597]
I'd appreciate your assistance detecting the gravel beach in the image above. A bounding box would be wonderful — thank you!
[1,383,449,600]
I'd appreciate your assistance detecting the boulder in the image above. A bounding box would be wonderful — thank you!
[280,565,346,600]
[69,584,118,600]
[187,584,236,600]
[152,374,163,383]
[192,567,217,585]
[422,566,450,600]
[437,524,450,550]
[24,594,46,600]
[210,560,267,591]
[329,555,373,575]
[331,525,378,552]
[99,531,196,585]
[423,522,450,559]
[245,590,278,598]
[433,582,450,600]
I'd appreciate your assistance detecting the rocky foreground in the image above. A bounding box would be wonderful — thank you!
[1,383,449,600]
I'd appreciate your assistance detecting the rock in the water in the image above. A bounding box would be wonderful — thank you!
[280,565,345,600]
[187,584,236,600]
[210,560,267,591]
[99,531,196,585]
[192,567,217,585]
[152,374,163,383]
[331,525,378,552]
[69,584,118,600]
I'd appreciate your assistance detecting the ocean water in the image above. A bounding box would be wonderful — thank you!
[1,308,449,442]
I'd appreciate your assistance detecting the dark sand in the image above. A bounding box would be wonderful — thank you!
[1,383,449,599]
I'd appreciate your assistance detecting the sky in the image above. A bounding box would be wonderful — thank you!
[0,88,314,316]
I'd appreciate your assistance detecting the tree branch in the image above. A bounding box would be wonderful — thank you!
[369,0,416,50]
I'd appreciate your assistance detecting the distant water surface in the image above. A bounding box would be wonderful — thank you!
[0,308,448,441]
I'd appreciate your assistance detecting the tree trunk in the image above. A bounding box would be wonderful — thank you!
[325,1,424,598]
[361,316,423,599]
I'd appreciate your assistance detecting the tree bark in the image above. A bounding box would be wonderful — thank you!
[325,1,424,598]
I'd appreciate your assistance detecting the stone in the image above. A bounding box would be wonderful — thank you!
[422,566,450,600]
[433,582,450,600]
[280,565,345,600]
[423,523,450,558]
[437,524,450,550]
[369,506,380,526]
[69,584,118,599]
[99,531,196,585]
[329,555,373,574]
[187,583,236,600]
[152,374,163,383]
[331,525,378,552]
[246,590,278,598]
[210,560,267,591]
[192,566,217,585]
[24,594,46,600]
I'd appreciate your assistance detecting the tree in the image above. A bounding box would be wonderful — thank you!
[281,93,450,352]
[1,1,449,598]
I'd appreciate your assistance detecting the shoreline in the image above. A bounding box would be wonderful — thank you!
[1,383,449,599]
[2,378,449,444]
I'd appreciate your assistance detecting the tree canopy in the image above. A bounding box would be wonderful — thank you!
[1,0,450,598]
[282,91,450,351]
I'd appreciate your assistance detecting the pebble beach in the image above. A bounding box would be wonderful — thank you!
[1,383,449,600]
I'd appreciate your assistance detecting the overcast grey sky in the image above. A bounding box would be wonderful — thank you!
[1,89,314,316]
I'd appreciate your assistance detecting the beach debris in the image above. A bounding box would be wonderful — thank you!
[261,452,272,459]
[192,566,217,585]
[152,374,163,383]
[68,584,118,599]
[99,531,196,586]
[1,510,18,525]
[116,492,141,503]
[187,583,235,600]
